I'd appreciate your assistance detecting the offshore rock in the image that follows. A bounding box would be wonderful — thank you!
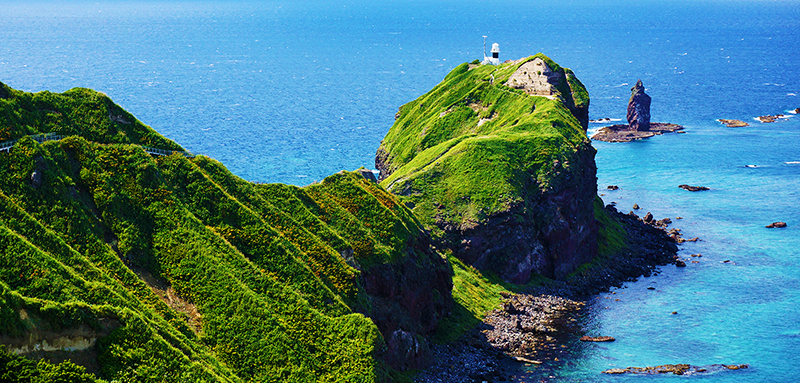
[766,221,787,228]
[719,119,749,127]
[603,363,749,375]
[580,336,615,342]
[627,79,651,131]
[679,184,710,192]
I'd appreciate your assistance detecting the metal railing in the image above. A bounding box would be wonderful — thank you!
[141,146,195,158]
[0,133,63,152]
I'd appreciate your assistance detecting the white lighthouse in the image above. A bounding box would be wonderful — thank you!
[482,41,501,66]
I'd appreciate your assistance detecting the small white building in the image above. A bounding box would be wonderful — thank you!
[482,42,500,65]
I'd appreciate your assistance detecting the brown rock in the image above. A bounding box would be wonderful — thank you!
[757,114,785,123]
[580,335,615,342]
[642,212,653,223]
[679,184,710,192]
[766,221,787,228]
[591,122,683,142]
[607,185,619,190]
[718,119,749,127]
[675,260,686,267]
[632,203,640,210]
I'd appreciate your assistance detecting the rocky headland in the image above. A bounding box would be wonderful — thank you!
[1,55,694,382]
[591,80,684,142]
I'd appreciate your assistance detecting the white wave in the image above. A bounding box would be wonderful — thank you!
[789,93,798,97]
[785,161,800,165]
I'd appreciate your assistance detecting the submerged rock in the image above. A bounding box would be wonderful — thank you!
[627,80,651,131]
[679,184,710,192]
[603,363,749,375]
[579,335,615,342]
[766,221,787,228]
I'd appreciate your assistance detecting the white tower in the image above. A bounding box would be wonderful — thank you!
[482,41,501,66]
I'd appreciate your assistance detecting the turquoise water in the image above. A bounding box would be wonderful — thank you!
[2,1,799,381]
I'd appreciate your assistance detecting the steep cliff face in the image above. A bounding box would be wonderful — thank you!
[0,83,451,381]
[627,79,651,131]
[376,54,597,282]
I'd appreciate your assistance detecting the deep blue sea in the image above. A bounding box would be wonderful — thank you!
[2,0,799,381]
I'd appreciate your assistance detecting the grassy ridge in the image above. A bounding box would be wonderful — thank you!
[0,84,443,382]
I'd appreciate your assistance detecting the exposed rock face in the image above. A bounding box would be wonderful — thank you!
[627,80,651,131]
[361,234,452,339]
[505,57,589,129]
[385,329,427,370]
[451,146,598,282]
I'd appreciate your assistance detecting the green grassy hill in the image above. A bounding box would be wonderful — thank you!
[375,54,599,283]
[0,82,451,382]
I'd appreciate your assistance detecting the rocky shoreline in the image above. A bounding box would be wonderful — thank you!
[414,205,682,382]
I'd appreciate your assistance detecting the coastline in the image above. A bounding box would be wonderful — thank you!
[415,205,679,382]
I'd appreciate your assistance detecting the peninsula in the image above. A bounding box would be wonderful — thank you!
[0,56,684,382]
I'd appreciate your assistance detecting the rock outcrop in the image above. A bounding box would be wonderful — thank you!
[592,79,684,142]
[627,80,651,131]
[504,57,590,129]
[719,119,749,127]
[679,184,710,192]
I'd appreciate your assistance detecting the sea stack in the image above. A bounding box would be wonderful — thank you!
[627,79,651,131]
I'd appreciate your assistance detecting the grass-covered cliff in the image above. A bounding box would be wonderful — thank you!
[376,54,598,283]
[0,81,451,382]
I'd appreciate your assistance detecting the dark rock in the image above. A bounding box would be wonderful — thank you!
[794,108,800,114]
[647,287,656,290]
[766,221,787,228]
[632,203,640,210]
[386,329,427,370]
[580,335,615,342]
[679,184,710,192]
[607,185,619,190]
[0,81,11,99]
[643,212,653,223]
[356,168,377,183]
[30,170,43,189]
[627,80,651,131]
[591,122,683,142]
[675,260,686,267]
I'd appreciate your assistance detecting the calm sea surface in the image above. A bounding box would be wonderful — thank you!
[2,1,799,381]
